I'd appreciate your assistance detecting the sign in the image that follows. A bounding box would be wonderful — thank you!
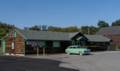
[26,41,46,48]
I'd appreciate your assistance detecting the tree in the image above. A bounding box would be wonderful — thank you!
[63,26,79,32]
[81,26,90,34]
[25,25,48,31]
[112,19,120,26]
[48,26,80,32]
[0,22,14,39]
[48,26,62,32]
[89,26,99,34]
[41,25,48,31]
[97,20,109,28]
[28,25,41,31]
[81,26,98,34]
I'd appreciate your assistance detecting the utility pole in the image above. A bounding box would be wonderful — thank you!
[88,27,90,35]
[80,28,82,33]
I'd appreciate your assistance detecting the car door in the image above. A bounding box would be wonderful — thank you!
[72,47,79,54]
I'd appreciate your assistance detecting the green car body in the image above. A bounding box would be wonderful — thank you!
[65,45,90,55]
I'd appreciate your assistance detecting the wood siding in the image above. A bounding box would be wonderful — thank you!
[5,31,25,54]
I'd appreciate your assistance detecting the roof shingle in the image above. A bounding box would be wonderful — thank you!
[16,29,78,41]
[96,26,120,35]
[84,35,111,42]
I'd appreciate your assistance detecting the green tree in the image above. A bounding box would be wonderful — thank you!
[89,26,99,34]
[48,26,79,32]
[25,25,48,31]
[48,26,62,32]
[29,25,41,31]
[63,26,79,32]
[97,20,109,28]
[81,26,98,34]
[41,25,47,31]
[81,26,90,34]
[0,22,14,39]
[112,19,120,26]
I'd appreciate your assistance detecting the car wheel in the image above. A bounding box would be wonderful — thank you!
[67,52,70,55]
[79,52,82,55]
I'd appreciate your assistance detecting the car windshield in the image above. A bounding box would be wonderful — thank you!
[68,45,87,49]
[69,46,80,48]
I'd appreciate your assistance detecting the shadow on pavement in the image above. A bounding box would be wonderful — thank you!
[0,56,79,71]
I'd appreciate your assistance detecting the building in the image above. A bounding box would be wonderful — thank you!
[97,26,120,50]
[1,29,111,56]
[71,34,111,51]
[2,29,79,56]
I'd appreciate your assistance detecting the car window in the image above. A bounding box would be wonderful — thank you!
[69,47,73,48]
[71,47,74,48]
[69,46,75,48]
[68,46,81,48]
[77,46,80,48]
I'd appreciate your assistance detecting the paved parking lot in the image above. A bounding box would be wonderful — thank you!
[0,56,78,71]
[27,51,120,71]
[61,51,120,71]
[1,51,120,71]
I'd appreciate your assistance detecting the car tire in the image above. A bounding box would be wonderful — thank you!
[67,52,70,55]
[79,52,82,55]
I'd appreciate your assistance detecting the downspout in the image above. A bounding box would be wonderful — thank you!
[1,39,6,55]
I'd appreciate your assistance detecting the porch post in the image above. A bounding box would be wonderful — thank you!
[37,47,39,56]
[43,47,45,56]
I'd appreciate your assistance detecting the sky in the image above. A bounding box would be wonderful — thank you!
[0,0,120,29]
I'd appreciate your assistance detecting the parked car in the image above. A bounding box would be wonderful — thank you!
[65,45,91,55]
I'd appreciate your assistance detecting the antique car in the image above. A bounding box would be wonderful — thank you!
[65,45,90,55]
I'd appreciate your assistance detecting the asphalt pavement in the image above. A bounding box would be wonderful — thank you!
[0,56,78,71]
[1,51,120,71]
[27,51,120,71]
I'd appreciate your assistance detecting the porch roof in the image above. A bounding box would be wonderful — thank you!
[85,35,111,42]
[77,35,111,42]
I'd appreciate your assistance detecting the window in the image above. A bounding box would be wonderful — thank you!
[38,41,46,47]
[53,41,60,48]
[26,41,46,47]
[9,31,17,38]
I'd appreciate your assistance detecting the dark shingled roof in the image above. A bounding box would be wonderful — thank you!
[16,29,79,41]
[14,29,110,42]
[84,35,111,42]
[96,26,120,35]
